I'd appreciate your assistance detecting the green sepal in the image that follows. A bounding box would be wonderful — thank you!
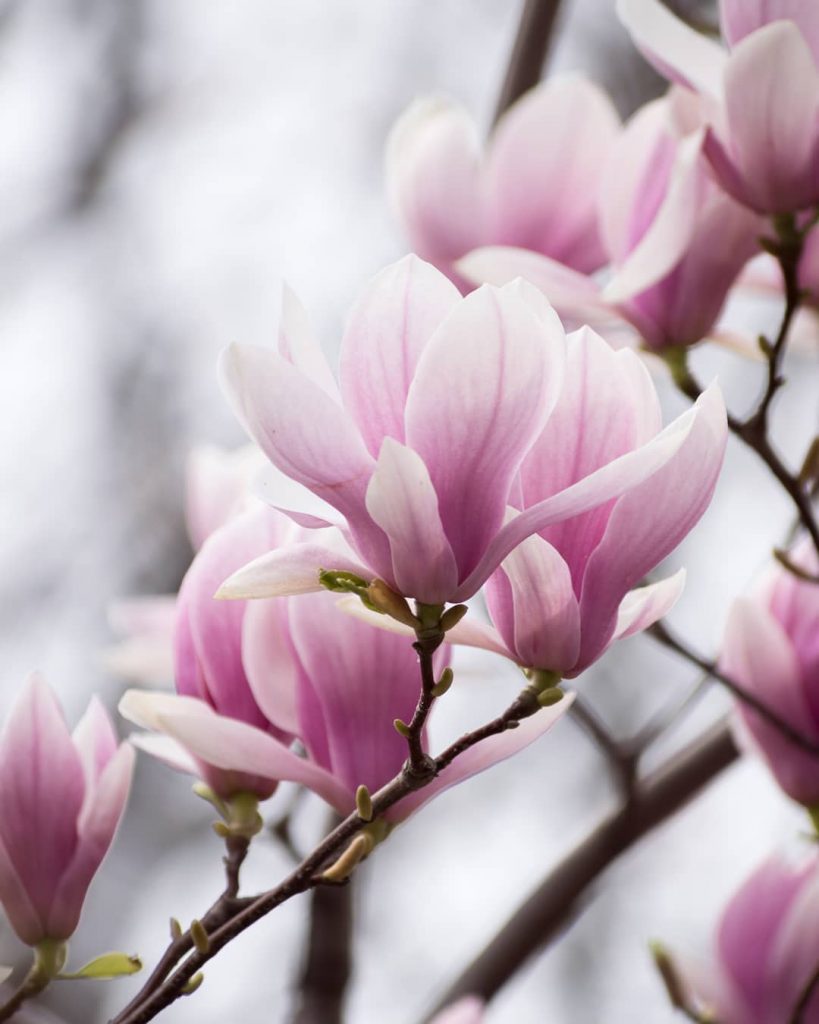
[58,952,142,981]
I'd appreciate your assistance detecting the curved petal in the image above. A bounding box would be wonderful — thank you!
[576,384,726,669]
[720,21,819,213]
[386,97,484,270]
[721,599,819,805]
[365,439,458,603]
[119,691,350,813]
[721,0,819,66]
[485,76,619,272]
[128,733,199,776]
[613,570,687,640]
[457,246,609,324]
[0,834,43,945]
[454,387,715,602]
[216,534,371,600]
[616,0,727,98]
[241,598,301,736]
[392,694,573,820]
[47,744,134,940]
[276,283,339,400]
[486,534,580,674]
[766,861,819,1020]
[339,256,460,456]
[218,343,375,530]
[405,281,565,579]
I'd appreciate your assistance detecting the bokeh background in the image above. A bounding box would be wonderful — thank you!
[1,0,816,1021]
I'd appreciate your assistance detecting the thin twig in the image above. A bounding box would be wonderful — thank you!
[493,0,563,122]
[570,698,637,797]
[0,967,47,1023]
[424,719,738,1017]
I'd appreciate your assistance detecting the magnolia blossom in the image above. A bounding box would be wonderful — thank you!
[721,539,819,806]
[217,255,723,606]
[459,91,761,351]
[121,587,571,821]
[618,0,819,214]
[678,853,819,1022]
[435,328,725,676]
[0,676,134,946]
[386,76,619,288]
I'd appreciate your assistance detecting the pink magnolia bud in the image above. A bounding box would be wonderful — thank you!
[721,539,819,806]
[217,256,723,607]
[680,852,819,1022]
[386,77,619,290]
[0,676,134,945]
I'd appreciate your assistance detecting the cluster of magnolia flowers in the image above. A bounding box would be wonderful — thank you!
[2,0,819,1021]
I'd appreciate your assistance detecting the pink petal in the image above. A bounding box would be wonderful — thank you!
[454,386,716,602]
[365,439,458,603]
[603,132,706,303]
[720,21,819,213]
[339,256,460,456]
[386,97,484,272]
[393,694,573,820]
[242,598,302,736]
[486,533,581,673]
[721,599,819,805]
[47,744,134,940]
[71,697,118,791]
[218,343,376,536]
[766,860,819,1020]
[288,591,442,795]
[0,675,85,940]
[613,570,687,640]
[485,76,619,272]
[129,733,199,776]
[120,691,350,812]
[520,328,662,593]
[576,383,726,669]
[430,996,485,1024]
[216,533,371,600]
[721,0,819,66]
[405,281,565,579]
[0,834,42,945]
[616,0,727,97]
[456,246,610,324]
[276,283,339,399]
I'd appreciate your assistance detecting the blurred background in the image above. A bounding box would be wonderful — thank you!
[0,0,816,1021]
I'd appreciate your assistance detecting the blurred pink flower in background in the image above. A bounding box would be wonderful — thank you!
[0,676,134,945]
[618,0,819,215]
[679,852,819,1022]
[386,77,619,289]
[721,539,819,807]
[459,91,761,350]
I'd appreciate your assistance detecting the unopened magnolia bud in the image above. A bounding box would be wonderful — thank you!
[432,667,454,697]
[355,785,373,822]
[537,687,564,707]
[440,604,468,632]
[321,833,374,883]
[366,581,418,627]
[393,718,411,738]
[182,973,204,996]
[190,920,209,955]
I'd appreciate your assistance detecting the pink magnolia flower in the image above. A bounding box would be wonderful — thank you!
[618,0,819,214]
[459,91,762,351]
[0,676,134,946]
[443,328,725,676]
[217,255,721,606]
[721,539,819,807]
[120,590,571,821]
[678,852,819,1023]
[429,997,484,1024]
[386,77,619,289]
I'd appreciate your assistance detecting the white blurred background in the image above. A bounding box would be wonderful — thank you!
[0,1,816,1021]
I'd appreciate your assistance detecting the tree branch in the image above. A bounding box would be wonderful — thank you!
[291,871,353,1024]
[494,0,563,122]
[425,719,738,1017]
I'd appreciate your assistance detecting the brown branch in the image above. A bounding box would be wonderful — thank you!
[425,719,739,1017]
[493,0,563,122]
[291,875,353,1024]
